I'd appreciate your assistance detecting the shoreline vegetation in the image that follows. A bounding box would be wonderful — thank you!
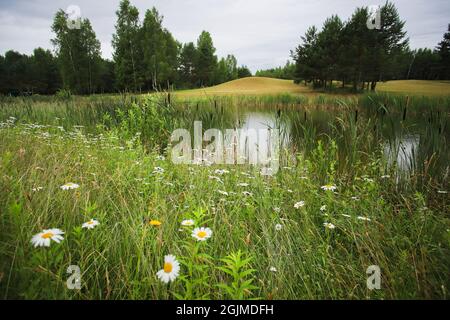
[1,89,449,299]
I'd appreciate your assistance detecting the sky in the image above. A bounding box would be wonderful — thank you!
[0,0,449,72]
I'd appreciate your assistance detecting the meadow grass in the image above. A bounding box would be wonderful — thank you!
[0,93,449,300]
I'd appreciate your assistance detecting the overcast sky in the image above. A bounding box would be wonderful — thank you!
[0,0,449,72]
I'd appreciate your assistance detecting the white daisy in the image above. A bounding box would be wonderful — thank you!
[156,254,180,283]
[294,201,305,209]
[82,219,99,229]
[320,205,327,212]
[192,227,212,241]
[32,187,44,192]
[323,222,336,230]
[31,228,64,247]
[269,267,278,272]
[275,224,283,231]
[321,184,337,191]
[181,219,195,227]
[60,182,79,190]
[153,167,164,174]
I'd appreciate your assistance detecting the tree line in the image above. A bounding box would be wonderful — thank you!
[289,2,450,90]
[0,0,252,95]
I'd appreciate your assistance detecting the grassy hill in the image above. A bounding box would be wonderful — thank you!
[176,77,312,96]
[175,77,450,97]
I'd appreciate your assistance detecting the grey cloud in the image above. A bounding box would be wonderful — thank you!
[0,0,449,72]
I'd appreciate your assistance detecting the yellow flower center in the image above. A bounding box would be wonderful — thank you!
[163,262,173,273]
[88,220,94,225]
[150,220,162,226]
[197,231,207,238]
[41,232,54,239]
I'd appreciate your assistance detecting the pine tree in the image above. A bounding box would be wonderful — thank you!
[436,24,450,79]
[195,31,218,87]
[179,42,198,88]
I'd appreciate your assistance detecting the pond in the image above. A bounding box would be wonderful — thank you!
[179,103,449,186]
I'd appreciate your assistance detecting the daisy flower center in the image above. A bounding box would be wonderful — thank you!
[197,231,207,238]
[88,221,94,225]
[41,232,54,239]
[163,262,173,273]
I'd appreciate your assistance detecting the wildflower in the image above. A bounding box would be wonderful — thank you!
[149,220,162,227]
[237,183,249,187]
[273,207,281,213]
[60,182,79,190]
[214,169,229,175]
[381,175,391,179]
[217,190,229,196]
[31,228,64,247]
[181,219,195,227]
[269,267,278,272]
[32,187,44,192]
[357,216,371,221]
[192,227,212,241]
[323,222,336,230]
[320,205,327,212]
[294,201,305,209]
[156,255,180,283]
[156,155,165,161]
[153,167,164,174]
[351,196,360,201]
[437,190,448,194]
[275,224,283,231]
[321,184,337,192]
[82,219,99,229]
[209,175,223,183]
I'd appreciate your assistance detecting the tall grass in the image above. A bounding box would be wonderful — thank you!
[0,93,449,299]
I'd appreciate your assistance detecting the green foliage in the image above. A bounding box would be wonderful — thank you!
[291,2,420,90]
[51,10,104,94]
[196,31,218,87]
[256,61,295,80]
[0,94,449,299]
[112,0,144,92]
[216,251,258,300]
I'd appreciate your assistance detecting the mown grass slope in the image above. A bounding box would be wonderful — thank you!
[175,77,450,98]
[176,77,312,97]
[377,80,450,96]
